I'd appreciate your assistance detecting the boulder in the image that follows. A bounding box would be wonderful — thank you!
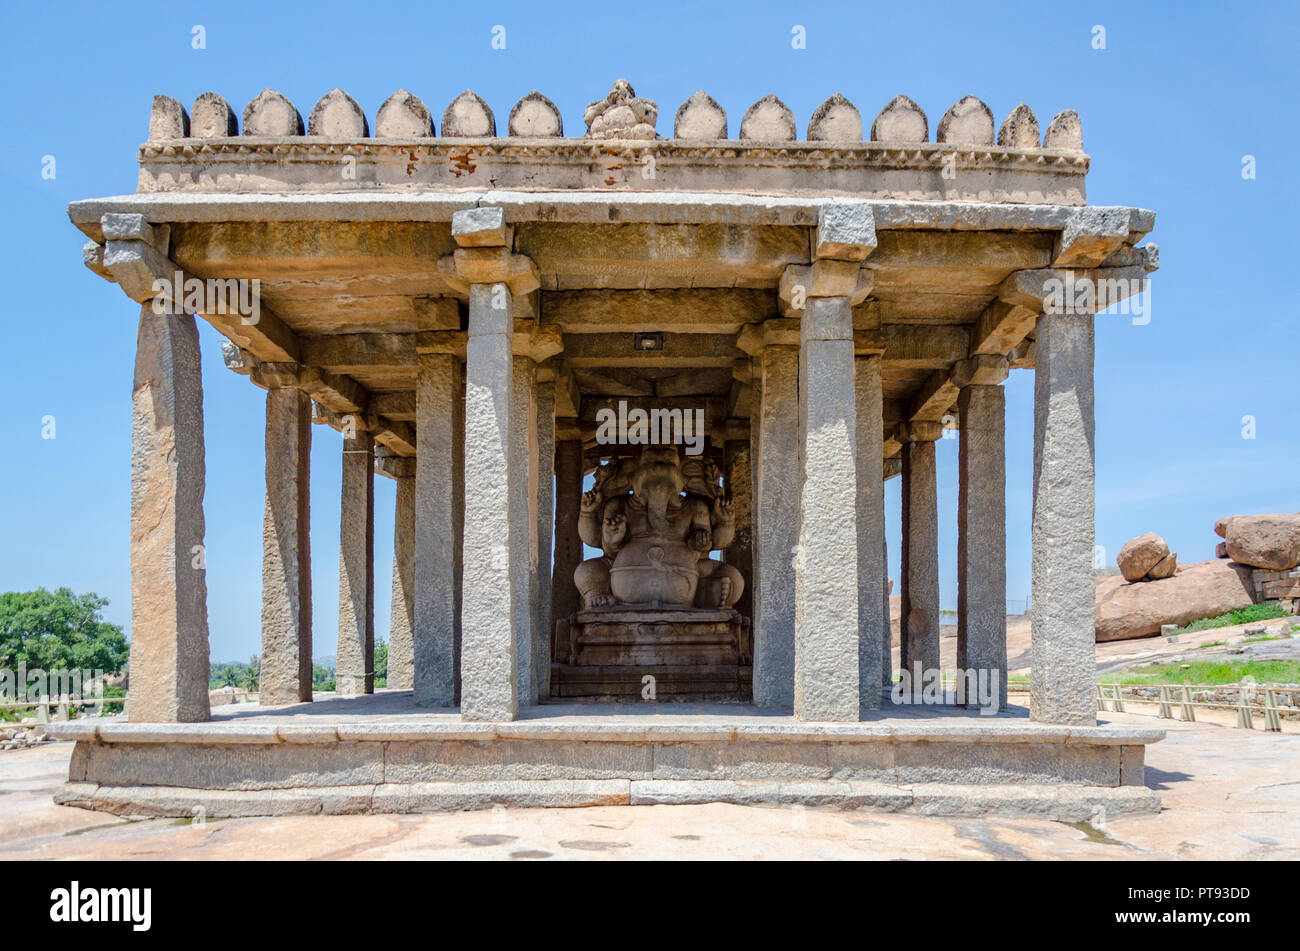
[1096,558,1255,642]
[1222,513,1300,570]
[1147,551,1178,579]
[1116,532,1170,582]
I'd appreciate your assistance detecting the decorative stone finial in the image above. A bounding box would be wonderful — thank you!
[1043,110,1083,151]
[309,88,369,137]
[937,96,994,146]
[807,93,862,142]
[870,94,927,143]
[375,89,434,137]
[997,103,1039,149]
[583,79,657,139]
[191,92,237,137]
[149,95,189,141]
[442,90,496,137]
[509,90,563,137]
[243,89,304,136]
[674,90,727,139]
[739,94,796,141]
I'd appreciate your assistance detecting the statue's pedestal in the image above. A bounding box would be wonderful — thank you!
[553,608,752,701]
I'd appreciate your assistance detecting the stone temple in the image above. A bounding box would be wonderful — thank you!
[51,80,1165,818]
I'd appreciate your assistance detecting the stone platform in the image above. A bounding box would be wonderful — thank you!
[46,693,1164,821]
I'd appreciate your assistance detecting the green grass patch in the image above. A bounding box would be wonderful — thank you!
[1101,659,1300,686]
[1165,602,1289,636]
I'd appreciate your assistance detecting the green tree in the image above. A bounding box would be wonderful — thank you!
[243,654,261,692]
[0,588,128,674]
[374,639,388,689]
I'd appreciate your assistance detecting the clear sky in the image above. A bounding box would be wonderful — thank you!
[2,1,1296,662]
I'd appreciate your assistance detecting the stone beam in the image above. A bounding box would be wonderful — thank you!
[908,369,960,422]
[562,333,743,368]
[543,289,775,333]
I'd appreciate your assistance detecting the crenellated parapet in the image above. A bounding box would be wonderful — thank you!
[138,81,1092,204]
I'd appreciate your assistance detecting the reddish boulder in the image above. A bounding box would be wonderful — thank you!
[1116,532,1170,582]
[1223,513,1300,571]
[1096,558,1255,642]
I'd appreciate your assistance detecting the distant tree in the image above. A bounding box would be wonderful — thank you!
[0,588,128,674]
[243,654,260,692]
[374,640,388,689]
[312,665,335,692]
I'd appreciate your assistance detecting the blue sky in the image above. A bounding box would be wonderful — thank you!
[1,1,1296,661]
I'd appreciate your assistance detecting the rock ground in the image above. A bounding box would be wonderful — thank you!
[0,712,1295,860]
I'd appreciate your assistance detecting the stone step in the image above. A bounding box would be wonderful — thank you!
[550,664,752,701]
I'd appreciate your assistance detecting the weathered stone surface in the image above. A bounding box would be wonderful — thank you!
[584,79,657,139]
[1216,541,1230,558]
[533,380,555,698]
[795,297,859,721]
[1054,206,1130,267]
[375,89,434,137]
[1147,551,1178,579]
[129,302,210,723]
[149,95,189,141]
[260,387,313,705]
[388,474,415,690]
[508,90,563,137]
[957,384,1007,711]
[814,203,876,261]
[753,347,798,707]
[451,206,510,248]
[901,438,939,693]
[1117,532,1171,582]
[724,438,754,624]
[739,94,796,141]
[308,88,369,137]
[1096,559,1255,641]
[336,431,374,697]
[807,93,862,142]
[1214,516,1233,538]
[997,103,1039,149]
[242,89,304,136]
[870,94,928,143]
[442,90,496,137]
[673,90,727,139]
[1031,312,1095,725]
[1043,110,1083,151]
[937,96,994,146]
[855,355,885,709]
[460,284,518,720]
[191,92,237,137]
[510,356,539,704]
[414,353,463,706]
[550,440,583,662]
[1223,513,1300,570]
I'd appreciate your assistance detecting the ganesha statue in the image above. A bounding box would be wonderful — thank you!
[574,446,744,611]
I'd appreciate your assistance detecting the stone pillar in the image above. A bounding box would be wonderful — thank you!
[510,355,539,706]
[900,431,940,696]
[854,355,885,710]
[388,467,416,690]
[958,381,1008,712]
[129,302,210,722]
[794,296,860,721]
[550,439,583,662]
[460,283,519,721]
[414,352,464,707]
[882,514,892,687]
[533,377,555,699]
[1031,312,1096,725]
[723,439,754,622]
[752,346,798,708]
[260,385,313,705]
[335,427,375,697]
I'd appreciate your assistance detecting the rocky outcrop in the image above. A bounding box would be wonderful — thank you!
[1116,532,1176,582]
[1096,558,1255,641]
[1218,513,1300,571]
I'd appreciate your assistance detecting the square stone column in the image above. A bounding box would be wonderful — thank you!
[533,378,555,699]
[723,439,754,623]
[336,427,375,697]
[387,467,416,691]
[794,296,860,721]
[881,511,892,687]
[414,352,464,706]
[549,439,584,663]
[854,354,885,710]
[1031,312,1097,725]
[900,432,940,696]
[510,355,539,706]
[129,302,210,722]
[752,346,798,708]
[260,385,313,705]
[460,283,520,721]
[958,383,1007,711]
